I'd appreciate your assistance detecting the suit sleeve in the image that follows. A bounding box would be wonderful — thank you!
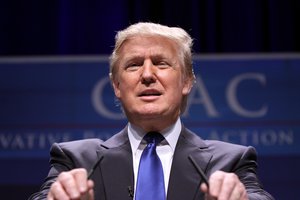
[233,146,274,200]
[28,139,101,200]
[28,142,76,200]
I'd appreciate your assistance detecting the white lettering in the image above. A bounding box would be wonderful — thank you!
[260,130,277,145]
[208,129,294,146]
[226,73,268,117]
[0,132,72,150]
[184,75,220,117]
[0,134,12,148]
[11,134,24,149]
[27,133,35,149]
[278,130,293,145]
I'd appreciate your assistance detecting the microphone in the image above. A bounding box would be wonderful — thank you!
[127,186,134,198]
[188,155,210,189]
[87,155,104,179]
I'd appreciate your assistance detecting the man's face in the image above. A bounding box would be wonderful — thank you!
[112,35,192,129]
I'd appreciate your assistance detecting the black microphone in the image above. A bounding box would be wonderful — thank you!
[127,186,134,198]
[188,155,210,189]
[87,155,104,179]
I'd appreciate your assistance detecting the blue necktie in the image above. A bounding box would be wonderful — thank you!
[135,132,166,200]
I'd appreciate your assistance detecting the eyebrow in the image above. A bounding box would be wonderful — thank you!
[123,54,173,63]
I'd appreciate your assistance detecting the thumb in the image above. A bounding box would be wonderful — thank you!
[200,182,208,193]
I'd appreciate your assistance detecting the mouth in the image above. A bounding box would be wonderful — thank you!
[138,89,162,97]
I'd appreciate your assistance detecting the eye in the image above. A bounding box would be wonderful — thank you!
[154,60,170,69]
[125,62,143,71]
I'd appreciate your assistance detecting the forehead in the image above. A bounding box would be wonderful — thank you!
[118,35,179,58]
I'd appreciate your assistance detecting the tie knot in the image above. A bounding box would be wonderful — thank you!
[144,132,164,145]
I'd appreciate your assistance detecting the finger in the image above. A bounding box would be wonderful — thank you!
[88,187,95,200]
[80,181,95,200]
[200,183,215,200]
[58,171,81,199]
[218,173,238,200]
[229,181,247,200]
[87,180,94,190]
[229,184,241,200]
[200,182,208,193]
[208,171,225,197]
[47,181,69,200]
[80,191,90,200]
[72,168,89,193]
[47,190,54,200]
[86,180,95,200]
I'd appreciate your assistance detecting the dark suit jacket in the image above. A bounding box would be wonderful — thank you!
[29,127,274,200]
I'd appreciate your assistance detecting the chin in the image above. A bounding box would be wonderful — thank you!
[135,108,164,118]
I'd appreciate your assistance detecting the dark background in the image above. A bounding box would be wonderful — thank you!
[0,0,299,56]
[1,0,299,199]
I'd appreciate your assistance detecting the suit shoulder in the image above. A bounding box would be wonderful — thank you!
[50,139,104,168]
[205,140,257,160]
[56,138,102,148]
[183,128,255,153]
[183,128,253,151]
[206,140,250,151]
[51,138,104,156]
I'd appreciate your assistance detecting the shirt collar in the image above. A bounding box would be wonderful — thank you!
[128,118,182,154]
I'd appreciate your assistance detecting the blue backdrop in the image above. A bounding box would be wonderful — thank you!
[0,54,299,199]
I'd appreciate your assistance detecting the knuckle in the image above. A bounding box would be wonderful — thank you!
[50,181,60,190]
[228,172,238,179]
[214,170,224,176]
[72,168,87,176]
[211,170,223,179]
[58,171,70,181]
[238,181,246,191]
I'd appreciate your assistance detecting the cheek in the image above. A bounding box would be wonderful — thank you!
[117,78,137,96]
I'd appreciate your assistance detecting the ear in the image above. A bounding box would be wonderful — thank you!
[182,78,193,95]
[111,76,121,98]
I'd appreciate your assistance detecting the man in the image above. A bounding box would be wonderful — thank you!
[29,22,274,200]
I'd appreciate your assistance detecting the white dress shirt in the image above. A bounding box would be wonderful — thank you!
[127,118,182,196]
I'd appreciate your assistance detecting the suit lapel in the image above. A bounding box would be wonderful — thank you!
[167,128,213,200]
[92,127,212,200]
[95,129,134,200]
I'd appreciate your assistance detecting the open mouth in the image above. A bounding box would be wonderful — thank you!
[138,90,162,97]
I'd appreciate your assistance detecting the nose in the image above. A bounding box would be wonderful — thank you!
[141,59,156,84]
